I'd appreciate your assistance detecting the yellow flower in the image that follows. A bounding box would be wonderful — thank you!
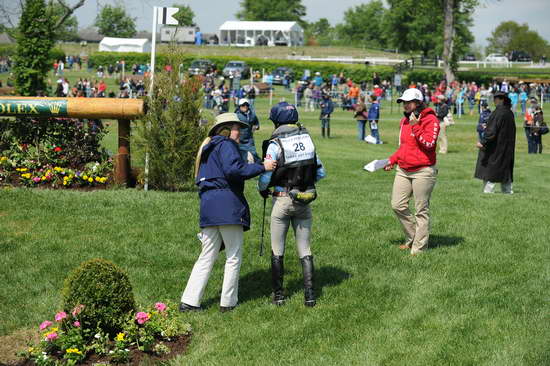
[88,177,93,183]
[0,156,7,161]
[41,176,46,181]
[18,168,28,172]
[54,167,61,172]
[95,176,100,182]
[66,348,82,355]
[115,332,125,341]
[83,175,88,180]
[28,347,34,353]
[63,181,67,185]
[21,173,31,179]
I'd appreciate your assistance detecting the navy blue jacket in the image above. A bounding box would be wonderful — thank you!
[477,108,491,133]
[319,99,334,118]
[196,136,265,231]
[367,102,380,121]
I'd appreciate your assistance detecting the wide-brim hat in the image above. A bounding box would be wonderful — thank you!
[208,113,248,136]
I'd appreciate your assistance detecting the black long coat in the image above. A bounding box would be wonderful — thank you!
[475,104,516,182]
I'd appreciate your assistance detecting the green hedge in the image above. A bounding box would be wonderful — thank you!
[0,44,65,62]
[87,51,395,81]
[88,51,550,86]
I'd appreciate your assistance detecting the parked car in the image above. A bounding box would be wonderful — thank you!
[188,59,216,75]
[485,53,508,63]
[222,61,250,78]
[272,67,295,85]
[509,50,532,62]
[462,53,476,61]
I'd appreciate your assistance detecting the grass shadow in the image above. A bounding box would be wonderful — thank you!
[285,265,351,301]
[202,265,351,307]
[390,235,464,250]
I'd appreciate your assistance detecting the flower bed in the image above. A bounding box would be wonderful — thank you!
[16,302,192,365]
[0,117,112,189]
[1,159,111,188]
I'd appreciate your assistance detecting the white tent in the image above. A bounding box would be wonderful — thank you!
[99,37,151,53]
[218,21,304,47]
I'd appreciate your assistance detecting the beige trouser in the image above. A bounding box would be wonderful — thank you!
[181,225,243,307]
[391,166,438,254]
[438,122,448,153]
[271,196,312,258]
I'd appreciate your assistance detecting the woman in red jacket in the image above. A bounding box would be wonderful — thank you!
[384,88,440,255]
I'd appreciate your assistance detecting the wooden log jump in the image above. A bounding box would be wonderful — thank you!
[0,97,145,186]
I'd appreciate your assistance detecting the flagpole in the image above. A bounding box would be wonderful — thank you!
[144,6,158,192]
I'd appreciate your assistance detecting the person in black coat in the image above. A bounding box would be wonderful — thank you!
[474,92,516,194]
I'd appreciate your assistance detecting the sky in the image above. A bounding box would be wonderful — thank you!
[71,0,550,48]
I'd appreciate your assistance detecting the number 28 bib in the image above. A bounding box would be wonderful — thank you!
[279,134,316,165]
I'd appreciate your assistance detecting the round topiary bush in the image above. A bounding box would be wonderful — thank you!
[62,258,136,336]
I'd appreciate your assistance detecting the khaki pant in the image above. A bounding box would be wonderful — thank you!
[391,166,437,254]
[181,225,243,307]
[271,196,312,258]
[438,122,448,153]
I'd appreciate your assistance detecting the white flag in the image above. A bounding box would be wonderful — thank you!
[157,7,180,25]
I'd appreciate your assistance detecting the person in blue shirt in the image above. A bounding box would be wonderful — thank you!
[314,72,323,87]
[319,93,334,138]
[508,88,519,115]
[258,102,326,307]
[180,113,276,313]
[367,94,382,144]
[235,98,260,163]
[519,86,528,115]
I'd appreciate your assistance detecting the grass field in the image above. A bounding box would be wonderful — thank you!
[58,42,403,60]
[1,81,550,365]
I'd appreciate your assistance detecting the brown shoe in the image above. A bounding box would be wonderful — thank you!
[399,244,411,250]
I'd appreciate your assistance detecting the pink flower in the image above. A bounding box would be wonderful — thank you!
[32,177,41,183]
[39,320,53,330]
[73,321,80,327]
[72,304,85,317]
[46,332,58,341]
[54,311,67,322]
[135,312,150,325]
[155,302,167,312]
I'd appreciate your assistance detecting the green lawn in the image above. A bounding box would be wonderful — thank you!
[1,85,550,365]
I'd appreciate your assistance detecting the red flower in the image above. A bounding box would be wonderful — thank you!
[54,147,62,152]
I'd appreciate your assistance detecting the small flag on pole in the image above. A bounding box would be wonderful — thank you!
[157,7,180,25]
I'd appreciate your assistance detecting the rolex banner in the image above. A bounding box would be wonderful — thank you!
[0,100,68,117]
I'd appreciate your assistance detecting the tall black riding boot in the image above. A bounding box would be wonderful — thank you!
[301,255,316,307]
[327,128,331,138]
[321,128,325,138]
[271,255,285,306]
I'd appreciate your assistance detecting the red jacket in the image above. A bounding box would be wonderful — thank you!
[389,107,440,171]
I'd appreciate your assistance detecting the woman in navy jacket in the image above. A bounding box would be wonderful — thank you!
[180,113,276,312]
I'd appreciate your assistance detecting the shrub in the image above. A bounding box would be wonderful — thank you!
[132,48,210,191]
[62,258,136,337]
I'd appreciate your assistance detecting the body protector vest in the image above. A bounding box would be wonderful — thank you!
[262,124,318,204]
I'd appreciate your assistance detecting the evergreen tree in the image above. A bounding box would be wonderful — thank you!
[13,0,55,96]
